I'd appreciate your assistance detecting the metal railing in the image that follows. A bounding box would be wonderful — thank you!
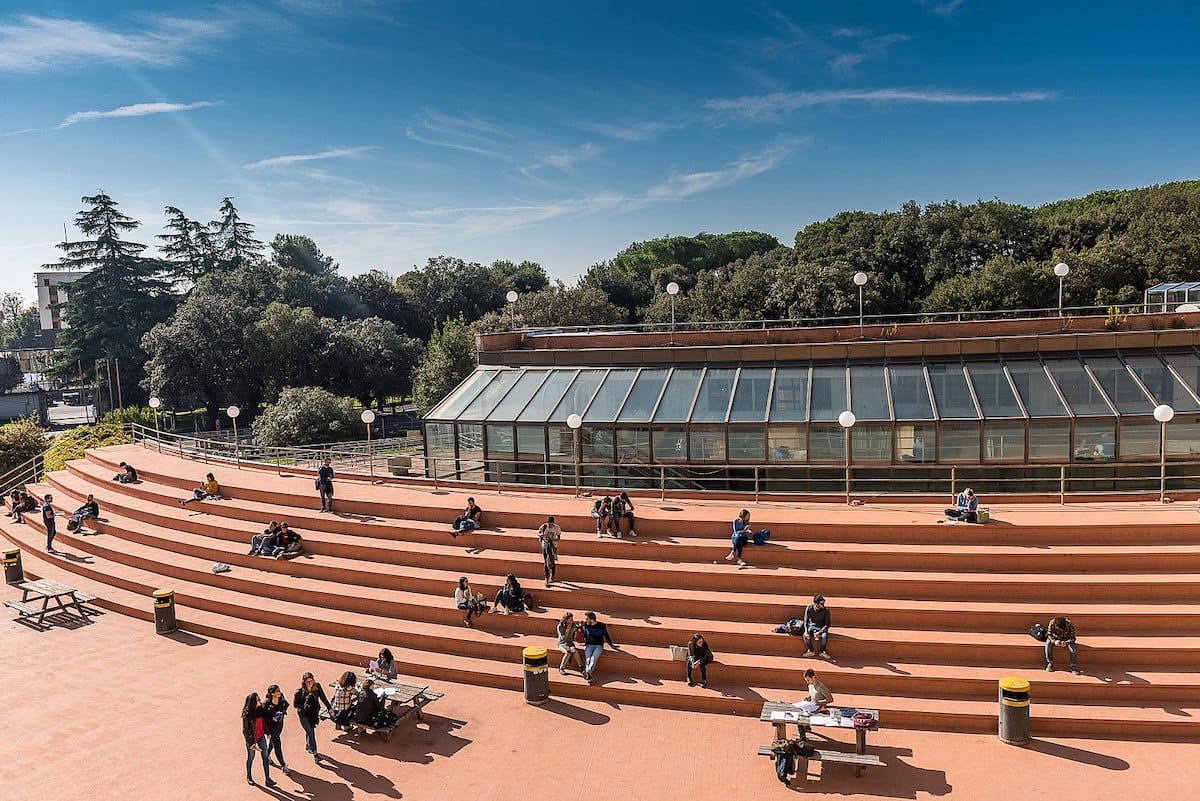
[0,454,45,496]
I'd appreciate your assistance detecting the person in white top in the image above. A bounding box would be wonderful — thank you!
[537,515,562,585]
[454,576,485,627]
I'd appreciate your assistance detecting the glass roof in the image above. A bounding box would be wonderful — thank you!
[429,350,1200,424]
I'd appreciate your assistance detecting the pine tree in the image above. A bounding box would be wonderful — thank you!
[158,206,215,283]
[212,197,263,270]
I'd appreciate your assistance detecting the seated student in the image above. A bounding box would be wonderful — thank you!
[801,594,832,659]
[181,473,221,506]
[492,573,528,614]
[329,671,359,729]
[804,668,835,710]
[454,576,487,627]
[270,522,303,560]
[250,521,281,556]
[351,677,383,725]
[12,491,36,523]
[685,633,714,688]
[726,509,753,566]
[450,497,482,536]
[610,492,638,538]
[591,496,614,538]
[1045,615,1081,674]
[112,461,139,483]
[5,489,21,517]
[368,647,398,681]
[944,487,979,522]
[67,494,100,532]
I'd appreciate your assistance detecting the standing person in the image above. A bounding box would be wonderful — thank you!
[293,672,332,761]
[450,497,482,536]
[1045,615,1081,674]
[537,515,562,585]
[616,491,638,537]
[262,684,290,775]
[804,668,835,710]
[685,633,714,688]
[241,692,277,787]
[329,670,359,730]
[41,493,58,552]
[181,473,221,505]
[580,611,619,683]
[556,612,584,675]
[726,509,752,566]
[316,458,335,513]
[945,487,979,522]
[801,594,833,659]
[454,576,485,626]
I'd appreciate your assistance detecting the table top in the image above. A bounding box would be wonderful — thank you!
[329,677,429,704]
[760,701,881,731]
[17,578,78,598]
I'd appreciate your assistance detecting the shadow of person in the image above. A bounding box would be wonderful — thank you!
[790,744,952,799]
[314,752,403,798]
[346,714,472,765]
[285,764,358,800]
[1026,739,1130,770]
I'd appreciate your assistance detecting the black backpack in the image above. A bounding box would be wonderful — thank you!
[1029,623,1048,642]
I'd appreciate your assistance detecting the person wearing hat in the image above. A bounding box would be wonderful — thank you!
[802,594,832,659]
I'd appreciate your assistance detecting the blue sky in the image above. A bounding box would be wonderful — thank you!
[2,0,1199,302]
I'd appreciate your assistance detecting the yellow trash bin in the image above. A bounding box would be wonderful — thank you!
[523,646,550,704]
[153,589,177,634]
[2,548,22,585]
[998,676,1030,745]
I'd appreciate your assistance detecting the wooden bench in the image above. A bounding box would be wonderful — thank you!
[4,599,39,616]
[73,592,98,604]
[756,745,885,768]
[322,683,444,742]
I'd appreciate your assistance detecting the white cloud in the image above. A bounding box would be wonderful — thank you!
[244,146,379,170]
[705,88,1057,120]
[0,14,230,73]
[406,110,519,160]
[56,101,220,129]
[584,120,676,141]
[643,141,800,201]
[830,54,865,76]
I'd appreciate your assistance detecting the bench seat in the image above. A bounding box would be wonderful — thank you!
[756,745,885,768]
[4,599,38,616]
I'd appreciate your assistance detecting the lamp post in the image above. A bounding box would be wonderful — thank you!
[227,405,241,466]
[505,290,519,329]
[838,410,856,505]
[361,409,377,479]
[1154,404,1174,502]
[1054,262,1070,317]
[567,413,583,497]
[148,396,162,452]
[853,271,868,336]
[666,282,680,332]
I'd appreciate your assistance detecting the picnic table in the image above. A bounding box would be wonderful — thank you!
[757,700,884,777]
[324,676,444,742]
[5,578,97,628]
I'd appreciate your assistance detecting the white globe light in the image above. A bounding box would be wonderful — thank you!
[566,413,583,429]
[506,290,519,303]
[666,281,680,296]
[226,405,240,419]
[853,271,868,286]
[360,409,377,424]
[838,410,857,428]
[1153,404,1175,424]
[1054,262,1070,278]
[148,396,162,409]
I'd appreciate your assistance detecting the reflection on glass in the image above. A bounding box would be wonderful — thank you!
[809,367,847,422]
[808,424,845,461]
[1028,422,1070,460]
[583,370,638,422]
[968,362,1023,418]
[889,366,934,420]
[938,423,980,461]
[428,369,499,420]
[1124,355,1200,412]
[728,428,766,460]
[984,422,1024,461]
[770,368,809,422]
[458,424,483,457]
[1073,420,1116,461]
[1166,418,1200,457]
[581,427,613,462]
[459,370,521,420]
[654,369,703,422]
[1007,361,1069,416]
[518,370,577,422]
[618,370,668,422]
[488,370,550,420]
[895,424,934,462]
[928,364,978,419]
[550,369,605,421]
[689,427,726,460]
[730,368,773,422]
[652,427,686,460]
[485,424,513,456]
[616,428,651,463]
[1163,352,1200,401]
[547,425,572,461]
[1086,357,1152,414]
[850,366,890,420]
[1045,358,1113,416]
[852,424,891,461]
[515,425,546,457]
[692,369,737,422]
[768,426,806,461]
[425,422,455,456]
[1119,420,1158,459]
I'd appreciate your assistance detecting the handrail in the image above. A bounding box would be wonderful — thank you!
[0,453,45,496]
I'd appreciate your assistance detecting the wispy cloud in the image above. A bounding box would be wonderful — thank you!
[56,101,220,129]
[643,141,801,201]
[406,110,520,160]
[921,0,967,15]
[244,146,379,170]
[0,14,230,73]
[583,120,676,142]
[521,142,602,179]
[830,54,865,76]
[705,88,1057,121]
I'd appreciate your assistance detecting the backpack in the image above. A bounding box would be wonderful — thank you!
[1029,623,1048,642]
[752,528,771,546]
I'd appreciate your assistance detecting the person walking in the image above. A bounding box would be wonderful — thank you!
[556,612,584,674]
[316,458,335,512]
[262,684,290,775]
[580,611,619,683]
[1045,615,1082,674]
[41,493,58,552]
[537,515,562,585]
[241,692,277,787]
[685,633,714,688]
[801,594,833,659]
[293,672,332,761]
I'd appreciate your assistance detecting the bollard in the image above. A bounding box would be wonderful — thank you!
[998,676,1031,745]
[153,589,177,634]
[522,645,550,705]
[3,548,22,584]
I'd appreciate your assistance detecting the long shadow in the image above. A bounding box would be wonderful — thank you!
[313,752,403,797]
[535,697,612,724]
[163,630,209,646]
[784,744,952,798]
[341,713,471,765]
[1026,738,1130,770]
[49,549,94,564]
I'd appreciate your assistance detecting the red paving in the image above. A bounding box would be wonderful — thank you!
[0,608,1193,801]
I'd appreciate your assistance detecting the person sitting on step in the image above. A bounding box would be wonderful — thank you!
[450,497,482,536]
[801,594,833,659]
[270,522,303,560]
[181,473,221,506]
[492,573,529,614]
[112,461,139,483]
[591,496,614,537]
[5,489,21,517]
[67,494,100,532]
[250,521,281,555]
[944,487,979,523]
[454,576,487,626]
[1045,615,1081,674]
[685,633,714,688]
[726,509,753,566]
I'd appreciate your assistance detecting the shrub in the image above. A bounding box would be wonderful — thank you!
[0,416,49,476]
[250,386,360,446]
[42,422,133,474]
[102,405,159,427]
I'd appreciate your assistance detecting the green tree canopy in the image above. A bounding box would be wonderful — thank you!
[250,386,359,446]
[412,318,477,414]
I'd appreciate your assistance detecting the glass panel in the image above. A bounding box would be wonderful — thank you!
[1007,361,1069,417]
[1119,420,1158,459]
[488,370,549,420]
[458,424,483,458]
[617,370,668,422]
[1045,358,1113,416]
[984,422,1025,461]
[518,369,577,422]
[1086,357,1153,415]
[895,424,934,462]
[852,424,891,462]
[1167,418,1200,458]
[850,366,890,420]
[1125,355,1200,412]
[808,424,845,461]
[809,367,847,422]
[770,367,809,422]
[550,369,606,421]
[653,369,703,422]
[485,424,513,456]
[616,428,650,463]
[928,364,978,419]
[768,426,807,461]
[967,362,1024,418]
[428,369,499,420]
[583,369,638,423]
[1073,420,1116,461]
[424,422,455,457]
[689,427,726,460]
[580,426,613,462]
[888,366,934,420]
[729,368,773,422]
[547,424,572,462]
[1162,352,1200,401]
[515,425,545,458]
[653,427,686,460]
[938,423,980,461]
[459,370,521,420]
[729,428,766,461]
[692,369,737,422]
[1029,421,1070,460]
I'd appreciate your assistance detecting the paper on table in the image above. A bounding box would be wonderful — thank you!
[770,710,800,722]
[794,700,821,713]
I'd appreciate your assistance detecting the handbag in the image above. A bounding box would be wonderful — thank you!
[668,644,689,661]
[851,712,876,729]
[1029,623,1047,642]
[573,627,585,645]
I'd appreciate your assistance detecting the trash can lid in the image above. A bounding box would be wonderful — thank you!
[522,646,548,660]
[152,588,174,599]
[2,548,19,558]
[999,676,1030,693]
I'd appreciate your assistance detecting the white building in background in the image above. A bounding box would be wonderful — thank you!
[34,270,88,347]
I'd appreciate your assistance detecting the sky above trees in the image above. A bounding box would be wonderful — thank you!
[2,0,1199,300]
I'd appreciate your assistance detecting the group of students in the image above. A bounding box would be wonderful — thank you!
[589,491,637,538]
[7,489,100,551]
[453,574,535,626]
[555,610,620,683]
[249,520,304,559]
